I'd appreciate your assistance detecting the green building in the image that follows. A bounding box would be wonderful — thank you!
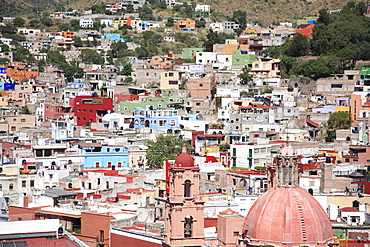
[232,50,257,66]
[120,96,184,111]
[360,67,370,86]
[173,48,204,60]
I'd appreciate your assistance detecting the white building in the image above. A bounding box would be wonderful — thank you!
[79,19,94,28]
[210,22,224,33]
[195,4,210,12]
[196,52,217,65]
[17,28,41,35]
[101,113,134,131]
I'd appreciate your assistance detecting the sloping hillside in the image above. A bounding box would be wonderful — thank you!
[1,0,351,26]
[207,0,351,25]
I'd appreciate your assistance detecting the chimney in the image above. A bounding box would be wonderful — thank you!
[23,196,29,207]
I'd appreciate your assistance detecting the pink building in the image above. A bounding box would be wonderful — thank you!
[11,84,32,106]
[163,145,205,246]
[250,58,280,78]
[187,73,216,99]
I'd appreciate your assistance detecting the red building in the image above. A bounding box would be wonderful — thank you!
[72,96,113,126]
[44,103,73,121]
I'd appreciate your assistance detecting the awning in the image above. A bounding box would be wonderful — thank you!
[306,119,319,128]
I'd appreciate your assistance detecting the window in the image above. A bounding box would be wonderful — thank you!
[106,181,109,189]
[159,120,166,126]
[199,84,203,87]
[184,180,191,197]
[107,161,112,167]
[22,181,26,187]
[49,174,53,179]
[9,183,13,190]
[184,216,193,238]
[0,184,2,190]
[97,178,101,185]
[30,180,34,188]
[331,84,343,88]
[21,119,26,122]
[90,109,93,113]
[11,126,16,131]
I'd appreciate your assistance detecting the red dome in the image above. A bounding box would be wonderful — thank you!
[242,187,335,246]
[175,152,194,168]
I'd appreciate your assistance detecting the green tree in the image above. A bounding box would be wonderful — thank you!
[29,19,40,28]
[41,17,53,27]
[13,17,25,27]
[0,57,10,65]
[146,135,190,168]
[158,1,167,9]
[203,29,224,52]
[326,111,351,142]
[166,17,174,27]
[21,105,31,114]
[196,19,206,28]
[238,66,254,86]
[135,46,150,58]
[311,23,330,56]
[13,45,35,63]
[138,5,154,20]
[80,49,104,64]
[110,41,128,58]
[317,8,330,25]
[219,143,230,152]
[70,19,80,31]
[73,36,83,47]
[263,46,281,58]
[232,10,247,27]
[282,33,309,57]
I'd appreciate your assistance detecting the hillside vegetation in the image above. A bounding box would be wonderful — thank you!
[0,0,353,26]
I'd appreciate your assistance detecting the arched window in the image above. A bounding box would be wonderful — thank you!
[9,183,13,190]
[184,180,191,198]
[184,215,193,238]
[97,178,101,185]
[68,183,72,189]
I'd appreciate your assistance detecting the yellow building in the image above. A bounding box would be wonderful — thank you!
[0,91,12,107]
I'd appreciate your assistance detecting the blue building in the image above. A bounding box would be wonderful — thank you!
[133,108,179,131]
[0,67,16,91]
[67,82,85,88]
[79,143,129,168]
[104,33,121,41]
[101,19,113,27]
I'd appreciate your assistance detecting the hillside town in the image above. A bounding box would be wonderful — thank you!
[1,1,370,246]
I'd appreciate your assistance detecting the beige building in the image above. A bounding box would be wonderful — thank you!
[159,71,180,90]
[2,115,36,134]
[316,70,359,95]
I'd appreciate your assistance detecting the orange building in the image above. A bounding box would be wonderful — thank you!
[296,24,315,38]
[213,44,249,55]
[5,63,39,82]
[173,18,196,32]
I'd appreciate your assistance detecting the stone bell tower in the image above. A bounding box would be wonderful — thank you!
[163,145,205,247]
[268,146,299,189]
